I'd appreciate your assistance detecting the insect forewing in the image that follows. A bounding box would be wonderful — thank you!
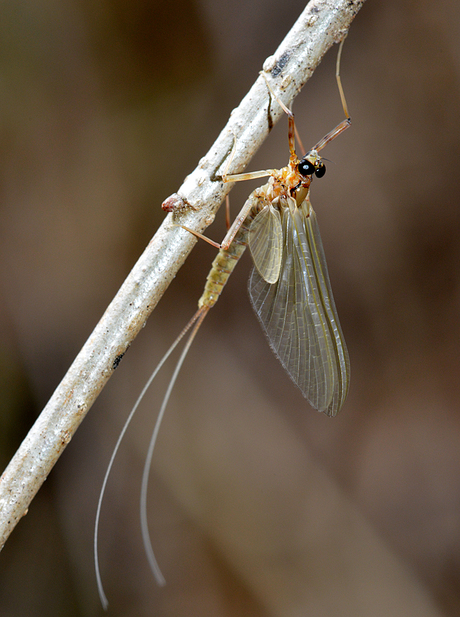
[300,199,350,414]
[248,197,349,416]
[248,203,283,284]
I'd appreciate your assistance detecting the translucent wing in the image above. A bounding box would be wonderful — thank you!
[248,204,283,284]
[248,198,349,416]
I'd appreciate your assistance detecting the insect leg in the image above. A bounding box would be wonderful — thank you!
[312,38,351,152]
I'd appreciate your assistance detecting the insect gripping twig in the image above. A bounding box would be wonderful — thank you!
[95,30,355,606]
[0,0,365,556]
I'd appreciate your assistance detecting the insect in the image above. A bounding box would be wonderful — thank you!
[95,39,351,608]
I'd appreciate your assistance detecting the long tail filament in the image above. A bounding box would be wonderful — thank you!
[95,305,209,609]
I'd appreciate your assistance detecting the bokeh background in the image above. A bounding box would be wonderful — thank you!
[1,1,460,616]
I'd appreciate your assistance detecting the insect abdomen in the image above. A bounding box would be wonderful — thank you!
[198,231,248,309]
[198,193,265,310]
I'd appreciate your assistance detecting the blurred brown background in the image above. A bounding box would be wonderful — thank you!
[1,1,459,616]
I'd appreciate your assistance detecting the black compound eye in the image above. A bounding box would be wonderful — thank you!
[298,159,315,176]
[315,162,326,178]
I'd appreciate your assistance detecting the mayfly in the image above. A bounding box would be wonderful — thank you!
[95,39,351,608]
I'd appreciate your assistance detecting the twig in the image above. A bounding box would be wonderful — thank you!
[0,0,365,550]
